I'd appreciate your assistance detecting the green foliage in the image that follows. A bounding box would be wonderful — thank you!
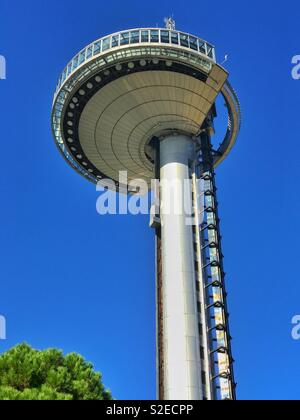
[0,343,112,400]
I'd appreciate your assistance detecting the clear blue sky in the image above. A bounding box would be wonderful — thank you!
[0,0,299,400]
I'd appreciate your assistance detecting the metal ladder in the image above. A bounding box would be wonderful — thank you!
[193,130,237,400]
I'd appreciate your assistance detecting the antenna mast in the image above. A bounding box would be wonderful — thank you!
[164,16,176,30]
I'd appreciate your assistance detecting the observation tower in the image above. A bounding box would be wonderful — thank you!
[51,19,241,401]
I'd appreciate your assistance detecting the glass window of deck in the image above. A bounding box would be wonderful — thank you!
[207,44,214,59]
[161,30,170,43]
[79,51,85,64]
[67,63,72,76]
[141,30,149,42]
[120,32,130,45]
[102,37,111,51]
[72,56,79,70]
[150,30,159,43]
[130,31,140,44]
[93,42,101,55]
[112,35,119,48]
[180,33,189,48]
[86,46,93,59]
[171,31,179,44]
[189,36,198,51]
[198,41,206,54]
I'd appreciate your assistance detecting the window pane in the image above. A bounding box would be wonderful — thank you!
[189,36,198,51]
[180,33,189,48]
[207,45,214,59]
[79,51,85,64]
[102,37,111,51]
[86,46,93,59]
[198,41,206,54]
[171,32,179,44]
[72,56,79,70]
[130,31,140,44]
[112,35,119,47]
[161,30,170,43]
[93,42,101,55]
[141,30,149,42]
[120,32,130,45]
[150,30,159,43]
[67,63,72,75]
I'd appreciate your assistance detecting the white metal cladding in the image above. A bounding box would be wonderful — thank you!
[160,134,203,400]
[78,69,225,185]
[55,28,216,93]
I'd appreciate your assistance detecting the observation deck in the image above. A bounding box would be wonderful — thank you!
[51,28,241,187]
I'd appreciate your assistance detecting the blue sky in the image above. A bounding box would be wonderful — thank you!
[0,0,299,400]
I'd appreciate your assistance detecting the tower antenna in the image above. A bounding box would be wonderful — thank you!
[164,16,176,30]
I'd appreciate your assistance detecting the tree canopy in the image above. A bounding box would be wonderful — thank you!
[0,343,112,400]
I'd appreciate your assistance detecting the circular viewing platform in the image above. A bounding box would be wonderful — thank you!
[55,28,216,94]
[51,28,241,186]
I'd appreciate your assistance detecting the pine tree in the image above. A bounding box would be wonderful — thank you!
[0,343,112,400]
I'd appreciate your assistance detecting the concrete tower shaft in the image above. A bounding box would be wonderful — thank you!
[159,135,202,400]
